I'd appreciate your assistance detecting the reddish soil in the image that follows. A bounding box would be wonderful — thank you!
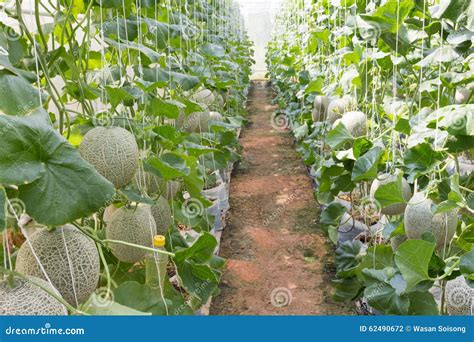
[210,81,352,315]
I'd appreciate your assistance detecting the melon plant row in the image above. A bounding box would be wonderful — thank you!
[0,0,253,315]
[267,0,473,315]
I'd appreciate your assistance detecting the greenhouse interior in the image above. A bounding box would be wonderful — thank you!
[0,0,473,319]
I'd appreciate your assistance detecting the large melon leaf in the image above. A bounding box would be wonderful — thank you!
[0,109,115,226]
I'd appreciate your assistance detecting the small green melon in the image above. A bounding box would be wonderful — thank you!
[79,127,139,189]
[334,111,367,137]
[192,89,215,107]
[210,111,224,122]
[390,235,407,252]
[370,173,412,215]
[0,276,68,316]
[106,205,157,263]
[150,196,173,234]
[327,98,351,123]
[134,165,166,195]
[15,225,100,306]
[311,95,331,122]
[445,276,473,315]
[404,192,458,250]
[176,111,210,133]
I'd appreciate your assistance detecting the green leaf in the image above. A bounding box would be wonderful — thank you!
[0,109,115,226]
[82,293,151,315]
[334,240,363,277]
[408,291,439,315]
[332,276,363,302]
[304,78,324,94]
[351,146,384,181]
[200,43,226,57]
[174,232,217,264]
[113,281,187,315]
[431,0,470,21]
[364,281,410,315]
[0,187,5,233]
[395,240,435,291]
[459,248,474,275]
[374,173,407,208]
[326,123,354,149]
[146,98,183,119]
[0,71,47,116]
[404,143,443,174]
[145,153,190,180]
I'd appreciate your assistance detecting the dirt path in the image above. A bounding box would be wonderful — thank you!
[210,81,351,315]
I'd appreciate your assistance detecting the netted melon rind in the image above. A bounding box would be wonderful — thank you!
[150,196,173,234]
[210,111,224,122]
[15,225,100,306]
[446,277,474,316]
[404,192,458,250]
[0,276,68,316]
[106,205,157,263]
[79,127,139,189]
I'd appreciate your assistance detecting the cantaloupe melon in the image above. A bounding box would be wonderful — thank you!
[134,165,166,195]
[404,192,458,250]
[370,173,412,215]
[15,225,100,306]
[176,111,210,133]
[210,111,224,122]
[446,277,473,315]
[311,95,331,122]
[455,87,471,104]
[106,205,157,263]
[162,180,182,200]
[215,94,225,108]
[150,196,173,234]
[390,235,407,252]
[192,89,215,107]
[327,98,351,123]
[0,276,68,316]
[334,111,367,137]
[79,127,139,189]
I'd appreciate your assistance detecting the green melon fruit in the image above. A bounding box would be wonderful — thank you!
[370,173,412,215]
[162,180,182,200]
[327,98,350,124]
[404,192,458,250]
[215,94,225,108]
[106,205,157,263]
[192,89,215,107]
[311,95,331,122]
[176,111,210,133]
[134,165,166,195]
[0,276,68,316]
[334,111,367,137]
[445,277,473,315]
[79,127,139,189]
[150,196,173,234]
[455,87,471,104]
[210,111,224,122]
[15,225,100,306]
[390,235,407,252]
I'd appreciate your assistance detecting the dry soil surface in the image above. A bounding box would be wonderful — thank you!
[210,81,351,315]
